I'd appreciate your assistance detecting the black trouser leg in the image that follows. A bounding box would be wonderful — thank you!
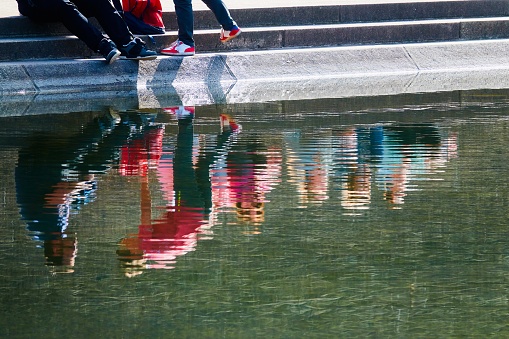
[73,0,134,47]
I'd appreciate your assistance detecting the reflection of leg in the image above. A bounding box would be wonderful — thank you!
[140,176,152,226]
[117,235,146,277]
[174,118,203,208]
[194,114,242,211]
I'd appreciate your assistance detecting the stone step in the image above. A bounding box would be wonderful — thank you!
[1,0,507,38]
[2,17,509,61]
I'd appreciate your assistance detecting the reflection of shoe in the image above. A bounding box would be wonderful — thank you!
[163,106,195,119]
[108,108,121,124]
[98,38,121,64]
[161,40,195,56]
[220,25,241,43]
[120,37,157,60]
[220,114,242,133]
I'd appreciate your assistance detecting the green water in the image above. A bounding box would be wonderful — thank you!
[1,91,509,338]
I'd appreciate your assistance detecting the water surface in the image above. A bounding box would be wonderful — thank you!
[1,91,509,338]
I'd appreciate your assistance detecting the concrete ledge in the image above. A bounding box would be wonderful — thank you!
[4,39,509,116]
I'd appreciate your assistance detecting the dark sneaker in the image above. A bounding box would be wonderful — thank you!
[98,38,121,64]
[120,37,157,60]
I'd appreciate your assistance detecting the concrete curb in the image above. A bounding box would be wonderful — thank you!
[3,39,509,116]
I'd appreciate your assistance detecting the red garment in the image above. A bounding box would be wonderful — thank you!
[136,207,205,268]
[119,128,163,177]
[122,0,164,29]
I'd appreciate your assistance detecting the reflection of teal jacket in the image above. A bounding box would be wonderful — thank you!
[15,113,140,241]
[373,125,441,187]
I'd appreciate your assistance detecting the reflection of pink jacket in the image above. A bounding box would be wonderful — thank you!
[228,164,258,203]
[211,148,282,209]
[137,207,204,268]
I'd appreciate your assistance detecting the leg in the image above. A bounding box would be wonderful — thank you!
[173,0,194,46]
[29,0,106,51]
[72,0,133,47]
[201,0,235,30]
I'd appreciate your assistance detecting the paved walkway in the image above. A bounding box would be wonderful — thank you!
[1,0,458,18]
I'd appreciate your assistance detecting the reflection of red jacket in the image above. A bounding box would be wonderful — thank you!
[119,128,163,177]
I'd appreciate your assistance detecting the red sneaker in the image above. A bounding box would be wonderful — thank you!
[161,40,195,56]
[163,106,195,119]
[220,114,242,133]
[220,25,241,43]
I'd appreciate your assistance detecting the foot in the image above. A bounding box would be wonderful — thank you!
[220,25,241,43]
[220,114,242,133]
[161,40,195,56]
[98,39,121,64]
[119,37,157,60]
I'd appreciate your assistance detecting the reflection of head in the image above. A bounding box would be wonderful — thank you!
[118,258,146,278]
[44,237,77,273]
[236,201,265,223]
[383,189,406,207]
[117,244,146,278]
[341,188,371,210]
[341,166,371,210]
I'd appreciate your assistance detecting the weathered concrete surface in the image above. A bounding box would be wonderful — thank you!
[3,39,509,117]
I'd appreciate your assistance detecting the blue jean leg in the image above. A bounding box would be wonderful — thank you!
[173,0,194,46]
[173,0,236,46]
[202,0,236,30]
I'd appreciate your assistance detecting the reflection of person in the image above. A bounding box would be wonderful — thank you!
[16,0,157,63]
[211,118,281,233]
[332,127,371,211]
[375,124,442,208]
[340,127,382,211]
[332,124,458,210]
[284,131,330,207]
[161,0,241,56]
[117,112,238,274]
[15,111,141,271]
